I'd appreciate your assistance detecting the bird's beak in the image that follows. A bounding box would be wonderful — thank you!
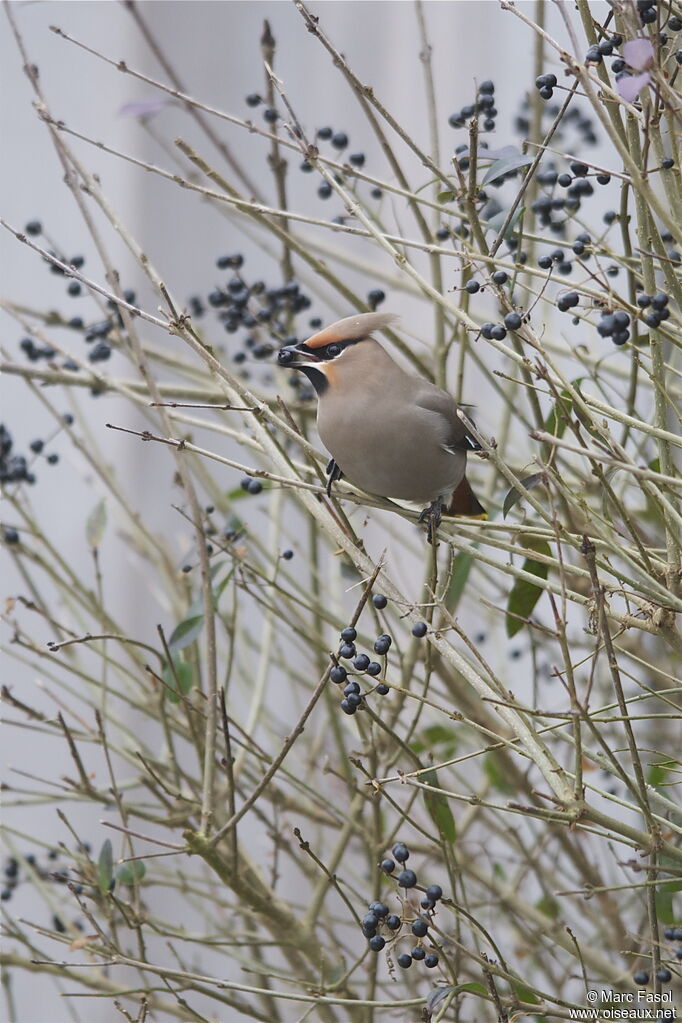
[277,343,321,368]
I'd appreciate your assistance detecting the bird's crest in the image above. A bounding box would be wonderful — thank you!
[305,312,398,349]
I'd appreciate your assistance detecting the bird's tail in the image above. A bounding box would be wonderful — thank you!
[445,477,487,519]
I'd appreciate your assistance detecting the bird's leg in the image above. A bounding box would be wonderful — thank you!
[325,458,344,497]
[418,499,444,545]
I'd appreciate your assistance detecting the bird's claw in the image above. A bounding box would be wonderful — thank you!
[325,458,344,497]
[418,499,444,545]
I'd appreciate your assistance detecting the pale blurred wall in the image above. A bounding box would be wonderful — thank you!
[2,3,600,1019]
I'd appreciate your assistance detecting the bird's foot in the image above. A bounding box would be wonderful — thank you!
[325,458,344,497]
[418,499,444,545]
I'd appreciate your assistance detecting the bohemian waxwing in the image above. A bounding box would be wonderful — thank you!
[277,312,486,540]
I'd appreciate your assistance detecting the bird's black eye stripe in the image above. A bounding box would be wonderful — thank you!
[307,337,358,361]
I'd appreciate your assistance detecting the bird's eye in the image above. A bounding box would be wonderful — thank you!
[327,344,341,358]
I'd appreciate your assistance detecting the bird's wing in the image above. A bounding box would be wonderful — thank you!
[414,387,480,453]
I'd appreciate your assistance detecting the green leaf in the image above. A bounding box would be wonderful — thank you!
[544,392,574,439]
[97,839,113,895]
[502,473,546,519]
[484,752,515,794]
[482,153,533,186]
[412,724,458,758]
[426,986,457,1013]
[457,982,489,997]
[223,513,245,535]
[162,656,193,703]
[213,568,234,602]
[655,886,676,924]
[226,485,256,501]
[506,539,550,637]
[655,856,682,922]
[437,189,456,204]
[426,982,488,1013]
[647,760,675,787]
[86,500,107,549]
[484,205,525,239]
[535,894,560,919]
[168,614,205,653]
[445,551,473,611]
[649,458,661,473]
[184,563,234,621]
[422,767,456,843]
[511,980,541,1005]
[115,859,146,885]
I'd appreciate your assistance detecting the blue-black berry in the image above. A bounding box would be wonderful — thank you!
[397,953,412,969]
[398,869,417,888]
[392,842,409,862]
[412,621,428,638]
[369,935,385,951]
[374,634,392,655]
[381,859,395,874]
[372,593,388,609]
[425,953,439,968]
[330,665,347,684]
[340,627,357,642]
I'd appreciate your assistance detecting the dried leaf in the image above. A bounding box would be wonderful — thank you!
[69,933,99,952]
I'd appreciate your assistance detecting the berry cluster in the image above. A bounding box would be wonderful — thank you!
[631,925,682,987]
[637,0,657,26]
[239,475,263,496]
[1,423,36,486]
[448,79,497,133]
[330,597,430,714]
[362,842,442,970]
[1,846,88,904]
[636,291,671,329]
[596,309,632,346]
[330,623,389,712]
